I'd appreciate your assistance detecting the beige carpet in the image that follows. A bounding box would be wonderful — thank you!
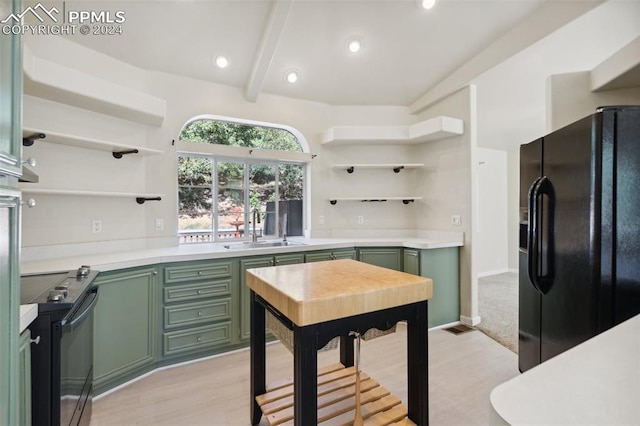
[477,272,519,353]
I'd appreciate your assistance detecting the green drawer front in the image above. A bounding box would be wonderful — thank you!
[163,323,232,357]
[164,299,232,329]
[164,261,233,284]
[163,279,232,303]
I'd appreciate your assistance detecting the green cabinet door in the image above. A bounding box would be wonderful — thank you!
[0,0,22,178]
[239,253,304,340]
[403,249,420,276]
[0,193,21,425]
[18,329,31,426]
[305,248,356,262]
[93,267,158,395]
[358,247,402,271]
[405,248,459,328]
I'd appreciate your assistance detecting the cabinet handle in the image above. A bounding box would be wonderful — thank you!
[331,254,336,260]
[30,335,41,345]
[196,336,201,342]
[274,259,279,265]
[197,311,202,316]
[152,271,158,275]
[197,290,202,294]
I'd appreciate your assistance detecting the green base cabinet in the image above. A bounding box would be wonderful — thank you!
[404,248,459,328]
[239,254,304,340]
[304,248,356,263]
[162,259,239,360]
[358,247,402,271]
[93,267,159,395]
[18,329,31,426]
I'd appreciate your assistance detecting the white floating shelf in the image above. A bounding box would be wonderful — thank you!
[332,163,424,173]
[329,197,422,205]
[23,128,163,157]
[20,188,164,203]
[322,116,464,145]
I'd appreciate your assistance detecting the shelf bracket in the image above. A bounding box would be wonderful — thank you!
[136,196,162,204]
[23,132,46,147]
[330,200,337,205]
[346,166,354,174]
[113,149,139,159]
[402,199,414,205]
[393,166,405,173]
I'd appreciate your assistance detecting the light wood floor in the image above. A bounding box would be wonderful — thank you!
[90,325,519,425]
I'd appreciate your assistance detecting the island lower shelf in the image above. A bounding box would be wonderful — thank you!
[256,363,414,426]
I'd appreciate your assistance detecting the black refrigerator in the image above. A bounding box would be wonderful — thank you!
[519,105,640,373]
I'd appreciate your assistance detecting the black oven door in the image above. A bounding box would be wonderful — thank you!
[60,287,98,426]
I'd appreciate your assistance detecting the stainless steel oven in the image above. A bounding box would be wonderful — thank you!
[21,266,99,426]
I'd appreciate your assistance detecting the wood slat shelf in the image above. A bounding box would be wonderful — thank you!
[256,363,415,426]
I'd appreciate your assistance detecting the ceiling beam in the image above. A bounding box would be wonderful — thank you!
[244,0,293,102]
[409,0,605,114]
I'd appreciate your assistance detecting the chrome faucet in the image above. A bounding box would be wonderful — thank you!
[252,209,261,242]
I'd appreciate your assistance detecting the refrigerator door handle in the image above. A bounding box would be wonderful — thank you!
[528,176,555,294]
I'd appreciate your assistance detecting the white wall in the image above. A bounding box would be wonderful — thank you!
[475,148,508,277]
[547,71,640,132]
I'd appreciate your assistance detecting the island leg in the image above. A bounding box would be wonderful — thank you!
[339,334,354,367]
[407,301,429,425]
[293,325,318,426]
[250,291,266,425]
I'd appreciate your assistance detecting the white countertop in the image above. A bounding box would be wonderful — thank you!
[19,304,38,333]
[489,314,640,425]
[21,232,463,275]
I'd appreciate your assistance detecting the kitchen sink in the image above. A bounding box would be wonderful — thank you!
[222,240,306,250]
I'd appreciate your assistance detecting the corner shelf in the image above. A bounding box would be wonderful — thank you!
[321,116,463,146]
[22,128,163,157]
[20,188,164,203]
[329,197,421,205]
[332,163,424,174]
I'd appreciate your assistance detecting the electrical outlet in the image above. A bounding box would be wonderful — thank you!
[451,215,461,226]
[319,215,325,225]
[155,218,164,231]
[357,215,364,225]
[92,219,102,233]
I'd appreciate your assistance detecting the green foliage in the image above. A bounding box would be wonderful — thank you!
[179,120,302,152]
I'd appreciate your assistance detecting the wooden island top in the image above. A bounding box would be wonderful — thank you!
[246,259,433,326]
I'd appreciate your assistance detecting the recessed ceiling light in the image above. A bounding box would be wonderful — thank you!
[215,55,229,68]
[421,0,436,9]
[346,38,362,54]
[285,70,299,84]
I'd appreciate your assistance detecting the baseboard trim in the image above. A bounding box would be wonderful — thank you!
[428,321,461,331]
[460,315,482,327]
[477,269,511,278]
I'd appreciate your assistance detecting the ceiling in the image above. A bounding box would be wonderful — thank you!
[22,0,597,107]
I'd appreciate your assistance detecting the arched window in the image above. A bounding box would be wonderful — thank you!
[177,116,309,244]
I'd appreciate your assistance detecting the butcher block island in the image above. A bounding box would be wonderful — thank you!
[247,259,433,425]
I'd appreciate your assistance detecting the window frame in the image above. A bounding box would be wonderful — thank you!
[177,115,311,244]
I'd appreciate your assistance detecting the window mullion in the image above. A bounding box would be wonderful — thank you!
[212,157,218,242]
